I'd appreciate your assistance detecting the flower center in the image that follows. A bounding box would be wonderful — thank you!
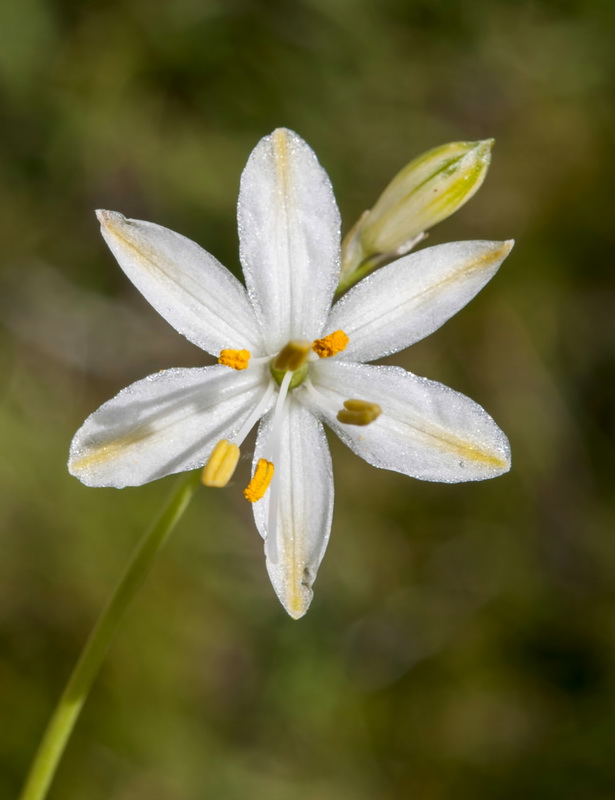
[206,330,350,499]
[270,340,311,388]
[269,330,350,389]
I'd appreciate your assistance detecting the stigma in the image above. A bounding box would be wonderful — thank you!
[244,458,275,502]
[273,340,311,371]
[337,399,382,426]
[202,439,241,487]
[270,340,311,388]
[219,348,251,370]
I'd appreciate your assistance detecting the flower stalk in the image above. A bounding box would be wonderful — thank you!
[19,471,201,800]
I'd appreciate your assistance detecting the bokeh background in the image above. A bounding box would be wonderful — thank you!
[2,0,615,798]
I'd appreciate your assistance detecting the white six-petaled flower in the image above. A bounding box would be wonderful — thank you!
[69,128,513,619]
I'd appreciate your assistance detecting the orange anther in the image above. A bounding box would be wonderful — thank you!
[218,348,250,370]
[312,330,349,358]
[243,459,275,502]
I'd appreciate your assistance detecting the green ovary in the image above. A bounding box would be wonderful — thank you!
[270,361,308,389]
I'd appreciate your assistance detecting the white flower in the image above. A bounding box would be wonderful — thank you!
[69,128,513,619]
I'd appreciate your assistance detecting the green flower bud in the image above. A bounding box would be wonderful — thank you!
[339,139,493,292]
[364,138,494,252]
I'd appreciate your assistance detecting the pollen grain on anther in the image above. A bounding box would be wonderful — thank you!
[312,330,349,358]
[337,398,382,426]
[202,440,240,487]
[244,458,275,502]
[218,348,251,370]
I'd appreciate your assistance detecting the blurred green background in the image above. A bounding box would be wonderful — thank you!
[2,0,615,798]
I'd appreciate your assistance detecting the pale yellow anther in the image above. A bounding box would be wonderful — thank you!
[243,458,275,502]
[273,340,311,372]
[218,349,251,370]
[312,330,349,358]
[337,398,382,426]
[201,439,240,487]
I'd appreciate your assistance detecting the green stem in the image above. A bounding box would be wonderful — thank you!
[337,232,428,297]
[19,471,201,800]
[335,253,387,297]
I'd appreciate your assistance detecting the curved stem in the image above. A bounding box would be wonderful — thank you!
[335,253,385,296]
[336,232,428,297]
[19,471,201,800]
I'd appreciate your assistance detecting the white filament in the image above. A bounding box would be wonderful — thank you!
[232,380,276,447]
[265,370,293,564]
[305,377,341,416]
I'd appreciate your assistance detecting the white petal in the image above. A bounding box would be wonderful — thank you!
[251,399,334,619]
[328,240,514,362]
[238,128,341,351]
[69,365,270,487]
[305,361,510,483]
[97,211,263,356]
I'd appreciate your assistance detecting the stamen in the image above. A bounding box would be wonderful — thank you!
[218,348,251,370]
[312,329,349,358]
[264,369,293,564]
[232,382,276,448]
[243,458,275,502]
[337,398,382,426]
[305,378,340,416]
[273,340,311,371]
[202,439,240,487]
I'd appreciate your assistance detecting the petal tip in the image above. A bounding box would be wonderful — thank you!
[276,576,314,620]
[67,451,104,488]
[498,444,512,475]
[286,604,310,621]
[477,430,512,478]
[457,436,512,479]
[493,454,512,476]
[268,557,315,620]
[270,126,304,143]
[482,239,514,268]
[96,209,126,231]
[282,589,312,620]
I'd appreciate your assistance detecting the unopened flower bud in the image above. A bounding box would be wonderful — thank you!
[339,140,493,291]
